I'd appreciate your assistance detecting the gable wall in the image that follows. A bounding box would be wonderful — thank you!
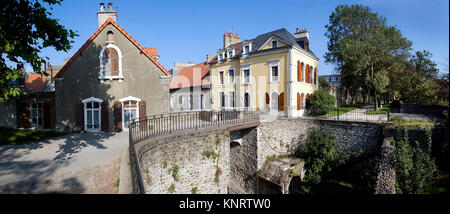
[55,24,169,132]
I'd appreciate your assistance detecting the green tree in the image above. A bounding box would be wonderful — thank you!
[324,4,412,110]
[0,0,77,102]
[306,88,335,116]
[297,128,337,184]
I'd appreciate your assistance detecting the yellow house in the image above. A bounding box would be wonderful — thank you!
[209,28,319,117]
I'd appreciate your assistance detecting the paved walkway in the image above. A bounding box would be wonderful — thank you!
[0,131,129,193]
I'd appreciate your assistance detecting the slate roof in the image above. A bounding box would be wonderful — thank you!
[211,28,318,63]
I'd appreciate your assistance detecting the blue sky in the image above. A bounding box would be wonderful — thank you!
[38,0,449,75]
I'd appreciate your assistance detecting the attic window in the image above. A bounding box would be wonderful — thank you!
[107,31,114,43]
[244,45,250,54]
[271,40,278,48]
[228,50,234,58]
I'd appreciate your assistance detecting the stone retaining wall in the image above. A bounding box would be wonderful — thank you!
[137,127,230,194]
[257,118,383,170]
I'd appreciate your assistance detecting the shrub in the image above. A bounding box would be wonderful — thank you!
[296,128,337,184]
[307,88,336,116]
[394,128,437,194]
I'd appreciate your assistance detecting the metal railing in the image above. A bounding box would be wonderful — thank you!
[129,110,260,145]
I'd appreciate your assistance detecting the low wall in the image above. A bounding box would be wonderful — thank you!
[136,127,230,194]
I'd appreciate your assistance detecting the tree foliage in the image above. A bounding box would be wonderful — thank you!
[324,4,412,110]
[0,0,77,102]
[306,88,336,116]
[390,51,444,106]
[296,128,338,184]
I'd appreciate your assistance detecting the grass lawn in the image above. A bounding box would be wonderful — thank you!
[328,103,367,116]
[0,128,67,145]
[391,117,436,127]
[365,104,391,115]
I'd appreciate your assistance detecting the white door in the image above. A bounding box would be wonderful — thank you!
[271,92,278,112]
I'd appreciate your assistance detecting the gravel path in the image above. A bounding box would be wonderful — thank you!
[0,131,129,193]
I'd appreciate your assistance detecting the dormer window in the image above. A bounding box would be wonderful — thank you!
[228,50,233,58]
[271,40,278,48]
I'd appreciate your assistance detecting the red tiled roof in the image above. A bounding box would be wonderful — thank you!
[169,62,210,89]
[25,72,58,93]
[54,18,170,78]
[143,47,159,57]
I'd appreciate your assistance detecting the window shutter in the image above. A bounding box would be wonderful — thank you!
[297,61,301,82]
[75,102,84,132]
[101,102,109,132]
[278,92,284,111]
[20,102,31,128]
[113,101,122,132]
[305,94,310,109]
[305,65,309,83]
[139,101,146,131]
[43,102,51,129]
[265,93,270,105]
[109,48,119,76]
[314,67,318,85]
[297,93,301,110]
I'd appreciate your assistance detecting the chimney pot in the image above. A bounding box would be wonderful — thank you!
[100,3,104,11]
[108,2,113,10]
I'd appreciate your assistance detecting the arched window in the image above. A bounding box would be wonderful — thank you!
[270,91,279,111]
[107,31,114,43]
[102,48,119,76]
[99,44,123,81]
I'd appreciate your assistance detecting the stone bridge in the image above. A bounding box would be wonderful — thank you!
[128,111,384,194]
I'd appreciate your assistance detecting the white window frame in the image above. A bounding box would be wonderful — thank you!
[228,49,235,59]
[269,60,280,83]
[82,97,103,132]
[200,93,205,110]
[241,64,251,85]
[271,40,278,48]
[218,70,225,85]
[99,44,124,82]
[119,96,141,130]
[218,91,226,109]
[30,102,43,127]
[227,90,235,109]
[228,68,235,84]
[270,90,280,111]
[243,42,252,55]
